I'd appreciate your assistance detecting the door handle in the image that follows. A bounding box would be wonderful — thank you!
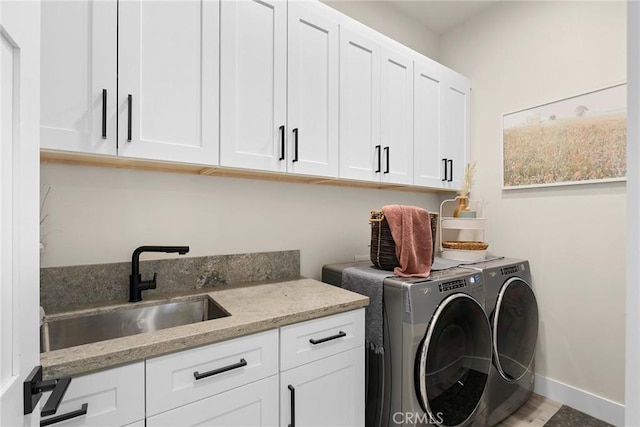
[448,159,453,182]
[442,158,448,181]
[101,89,107,139]
[23,366,71,416]
[384,147,389,174]
[292,128,299,162]
[127,94,132,142]
[288,384,295,427]
[375,145,382,173]
[279,125,286,161]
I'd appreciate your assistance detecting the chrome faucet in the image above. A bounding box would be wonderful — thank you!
[129,245,190,302]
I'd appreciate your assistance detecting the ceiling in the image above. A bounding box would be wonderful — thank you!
[385,1,499,35]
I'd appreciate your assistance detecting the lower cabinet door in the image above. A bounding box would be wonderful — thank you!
[147,375,279,427]
[280,347,365,427]
[39,362,145,427]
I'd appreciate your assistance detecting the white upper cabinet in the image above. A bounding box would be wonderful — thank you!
[41,0,219,165]
[220,0,287,172]
[338,26,381,182]
[40,0,471,190]
[414,58,471,190]
[118,0,219,165]
[441,72,471,190]
[380,48,414,185]
[287,1,339,178]
[339,25,417,185]
[414,58,446,188]
[40,0,117,156]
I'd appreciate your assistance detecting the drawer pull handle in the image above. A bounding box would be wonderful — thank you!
[41,403,88,427]
[309,331,346,345]
[288,384,295,427]
[193,358,247,381]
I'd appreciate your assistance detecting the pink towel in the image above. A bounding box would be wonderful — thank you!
[382,205,432,278]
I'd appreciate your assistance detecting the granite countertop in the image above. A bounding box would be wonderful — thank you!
[40,278,369,380]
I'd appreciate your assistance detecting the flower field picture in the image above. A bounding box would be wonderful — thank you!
[503,83,626,188]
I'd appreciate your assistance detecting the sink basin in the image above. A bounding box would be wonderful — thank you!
[41,296,229,352]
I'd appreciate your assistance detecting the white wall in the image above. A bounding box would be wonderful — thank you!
[439,0,626,415]
[626,2,640,425]
[40,163,442,279]
[321,0,439,60]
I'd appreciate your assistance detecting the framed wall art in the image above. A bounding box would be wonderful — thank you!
[502,82,627,189]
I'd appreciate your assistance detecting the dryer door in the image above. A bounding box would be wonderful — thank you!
[416,293,492,427]
[493,277,539,381]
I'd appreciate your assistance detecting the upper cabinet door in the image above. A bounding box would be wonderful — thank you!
[40,0,117,156]
[339,26,381,182]
[380,48,414,185]
[118,0,219,165]
[414,59,445,188]
[442,72,471,190]
[287,1,339,178]
[220,0,287,172]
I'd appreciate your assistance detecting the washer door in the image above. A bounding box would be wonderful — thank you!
[416,293,492,427]
[493,277,539,381]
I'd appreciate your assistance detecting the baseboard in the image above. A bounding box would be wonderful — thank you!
[534,374,624,426]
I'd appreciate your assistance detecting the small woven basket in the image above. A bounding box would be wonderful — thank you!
[370,210,438,271]
[442,241,489,251]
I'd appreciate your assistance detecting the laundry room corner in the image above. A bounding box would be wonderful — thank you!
[438,2,626,425]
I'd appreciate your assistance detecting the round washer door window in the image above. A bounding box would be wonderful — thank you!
[416,293,492,427]
[493,277,539,381]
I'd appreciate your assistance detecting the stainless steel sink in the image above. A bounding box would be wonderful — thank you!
[41,296,229,352]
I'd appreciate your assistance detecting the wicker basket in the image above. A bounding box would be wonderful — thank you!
[370,210,438,271]
[442,241,489,251]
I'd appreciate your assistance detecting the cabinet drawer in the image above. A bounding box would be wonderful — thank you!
[39,362,144,427]
[147,374,279,427]
[146,329,278,416]
[280,309,364,371]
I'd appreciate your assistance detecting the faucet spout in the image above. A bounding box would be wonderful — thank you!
[129,245,190,302]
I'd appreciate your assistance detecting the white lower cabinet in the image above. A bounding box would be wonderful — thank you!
[280,347,365,427]
[39,362,145,427]
[279,309,365,427]
[45,309,365,427]
[145,329,279,417]
[147,374,279,427]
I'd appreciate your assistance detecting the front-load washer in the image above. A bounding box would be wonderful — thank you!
[322,263,492,427]
[461,258,539,426]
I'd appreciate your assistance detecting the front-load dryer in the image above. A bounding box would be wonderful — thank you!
[461,258,539,426]
[385,269,492,427]
[322,263,492,427]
